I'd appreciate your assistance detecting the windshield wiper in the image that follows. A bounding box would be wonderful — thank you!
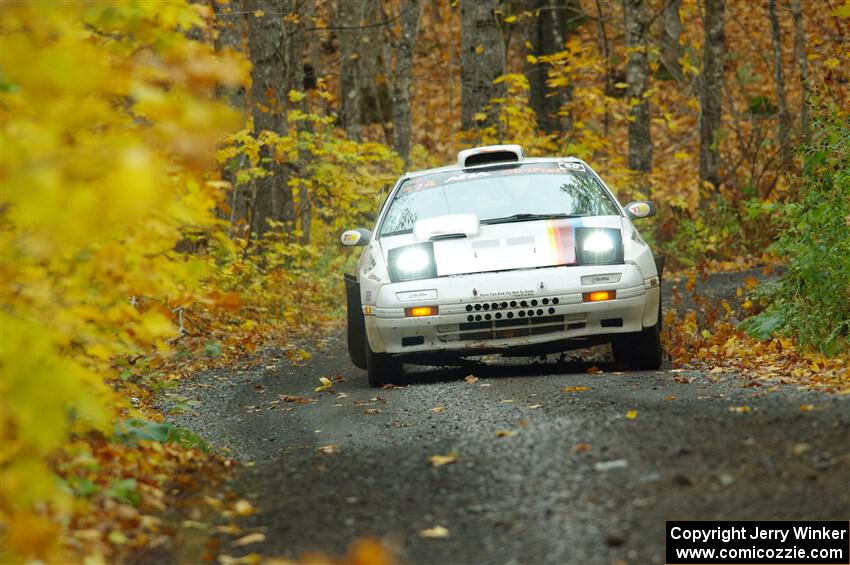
[480,213,587,225]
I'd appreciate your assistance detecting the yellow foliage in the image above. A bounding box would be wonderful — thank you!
[0,1,246,559]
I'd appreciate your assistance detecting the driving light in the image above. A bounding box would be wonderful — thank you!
[387,243,438,282]
[575,227,623,266]
[582,231,614,253]
[396,247,431,273]
[405,306,438,317]
[583,290,616,302]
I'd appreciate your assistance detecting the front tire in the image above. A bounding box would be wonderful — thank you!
[365,343,403,387]
[612,302,663,370]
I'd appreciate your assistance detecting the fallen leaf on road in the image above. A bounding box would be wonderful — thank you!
[279,394,311,404]
[315,376,334,392]
[495,429,515,438]
[430,454,457,467]
[370,396,387,403]
[799,404,815,412]
[499,399,514,403]
[563,386,590,392]
[382,383,404,389]
[233,499,255,516]
[729,405,752,413]
[527,404,543,409]
[573,443,592,453]
[709,366,725,374]
[673,375,693,384]
[625,410,638,420]
[219,554,263,565]
[364,408,381,415]
[216,524,242,535]
[665,395,677,401]
[419,525,449,538]
[790,443,811,455]
[430,406,445,413]
[317,444,337,454]
[231,532,266,547]
[587,366,602,373]
[595,459,628,471]
[465,375,479,384]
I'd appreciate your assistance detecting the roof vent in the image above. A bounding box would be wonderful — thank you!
[457,144,524,168]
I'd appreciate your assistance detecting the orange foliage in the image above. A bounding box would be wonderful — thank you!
[663,267,850,393]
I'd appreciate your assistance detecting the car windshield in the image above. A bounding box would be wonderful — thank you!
[379,162,620,237]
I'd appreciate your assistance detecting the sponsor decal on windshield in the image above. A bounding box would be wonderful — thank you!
[399,163,584,194]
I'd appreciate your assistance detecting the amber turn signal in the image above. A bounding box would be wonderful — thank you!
[405,306,438,317]
[582,290,616,302]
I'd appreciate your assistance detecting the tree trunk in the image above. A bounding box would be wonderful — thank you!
[660,0,684,82]
[392,0,423,166]
[768,0,792,168]
[245,0,295,236]
[525,0,582,134]
[593,0,613,136]
[338,0,363,141]
[790,0,810,143]
[284,1,310,244]
[460,0,506,131]
[623,0,652,174]
[698,0,725,193]
[212,0,251,236]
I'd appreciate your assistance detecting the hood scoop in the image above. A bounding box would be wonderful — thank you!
[413,214,480,242]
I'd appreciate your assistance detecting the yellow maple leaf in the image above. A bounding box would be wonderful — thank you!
[429,454,457,467]
[315,376,334,392]
[419,525,449,538]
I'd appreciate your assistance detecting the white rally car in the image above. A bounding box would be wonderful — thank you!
[341,145,663,387]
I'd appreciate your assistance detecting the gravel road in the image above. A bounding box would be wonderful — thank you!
[170,273,849,565]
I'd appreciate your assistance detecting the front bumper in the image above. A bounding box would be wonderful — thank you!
[365,264,659,355]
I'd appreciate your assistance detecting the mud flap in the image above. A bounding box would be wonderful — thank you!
[653,254,665,331]
[654,254,666,279]
[344,273,367,369]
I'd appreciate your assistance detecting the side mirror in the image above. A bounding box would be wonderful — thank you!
[340,229,372,247]
[624,201,656,219]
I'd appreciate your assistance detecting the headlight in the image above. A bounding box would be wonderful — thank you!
[576,228,623,265]
[582,231,614,253]
[395,247,431,273]
[387,243,437,282]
